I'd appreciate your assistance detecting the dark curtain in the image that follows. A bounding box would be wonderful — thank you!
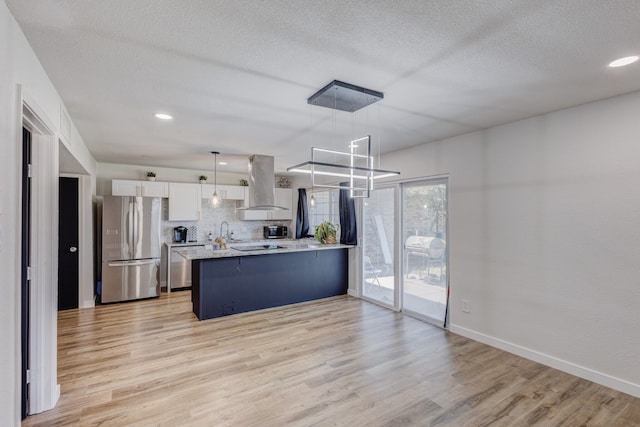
[295,188,310,238]
[339,182,357,245]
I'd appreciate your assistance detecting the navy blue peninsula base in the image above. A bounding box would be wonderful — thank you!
[190,247,349,320]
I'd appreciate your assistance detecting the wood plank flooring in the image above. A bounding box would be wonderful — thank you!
[23,291,640,426]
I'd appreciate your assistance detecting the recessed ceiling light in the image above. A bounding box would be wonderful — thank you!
[154,113,173,120]
[608,55,639,68]
[218,162,228,165]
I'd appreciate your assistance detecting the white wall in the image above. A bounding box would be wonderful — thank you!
[0,2,96,424]
[381,90,640,397]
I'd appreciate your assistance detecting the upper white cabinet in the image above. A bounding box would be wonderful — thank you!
[272,188,293,220]
[239,188,293,220]
[221,184,247,200]
[112,179,168,197]
[142,181,169,197]
[201,184,246,201]
[168,183,201,221]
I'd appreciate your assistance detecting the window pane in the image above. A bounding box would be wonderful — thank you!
[309,190,340,233]
[402,180,448,324]
[362,187,395,306]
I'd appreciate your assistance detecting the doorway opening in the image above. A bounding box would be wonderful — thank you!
[58,177,79,310]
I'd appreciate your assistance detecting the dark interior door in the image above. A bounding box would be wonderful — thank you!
[21,128,31,419]
[58,177,79,310]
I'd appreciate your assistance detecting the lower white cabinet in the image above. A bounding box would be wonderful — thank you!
[239,188,293,220]
[168,183,201,221]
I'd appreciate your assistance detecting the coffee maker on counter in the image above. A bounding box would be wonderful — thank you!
[173,226,187,243]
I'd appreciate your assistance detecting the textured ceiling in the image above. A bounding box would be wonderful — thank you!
[6,0,640,174]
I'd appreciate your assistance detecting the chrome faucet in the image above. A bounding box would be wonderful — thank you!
[220,221,230,241]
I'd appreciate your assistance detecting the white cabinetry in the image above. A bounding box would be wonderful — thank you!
[168,183,202,221]
[272,188,293,220]
[239,188,293,220]
[112,179,168,197]
[201,184,245,201]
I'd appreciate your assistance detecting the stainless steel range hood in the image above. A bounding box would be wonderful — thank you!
[238,154,289,211]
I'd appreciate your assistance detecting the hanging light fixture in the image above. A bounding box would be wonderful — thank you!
[310,191,316,206]
[208,151,221,208]
[287,80,399,198]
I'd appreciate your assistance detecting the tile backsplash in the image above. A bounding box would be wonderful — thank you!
[162,199,291,243]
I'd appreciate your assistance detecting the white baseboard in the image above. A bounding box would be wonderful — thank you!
[449,324,640,399]
[55,384,60,406]
[347,289,359,297]
[79,299,95,309]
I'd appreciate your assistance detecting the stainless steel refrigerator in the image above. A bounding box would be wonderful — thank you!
[101,195,162,303]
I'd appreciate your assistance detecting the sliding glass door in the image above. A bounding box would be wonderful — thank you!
[362,187,396,307]
[401,179,448,324]
[361,178,449,326]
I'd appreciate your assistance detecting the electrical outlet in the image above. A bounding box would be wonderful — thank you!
[462,299,470,313]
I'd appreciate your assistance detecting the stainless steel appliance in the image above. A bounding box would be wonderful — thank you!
[169,243,204,291]
[101,195,162,303]
[264,225,288,239]
[237,154,289,211]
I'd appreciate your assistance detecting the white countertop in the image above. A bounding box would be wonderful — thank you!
[165,241,206,248]
[164,238,297,248]
[176,240,353,260]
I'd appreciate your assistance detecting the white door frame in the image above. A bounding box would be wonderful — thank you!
[19,85,60,414]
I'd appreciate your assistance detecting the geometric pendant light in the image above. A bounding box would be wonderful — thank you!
[288,80,399,197]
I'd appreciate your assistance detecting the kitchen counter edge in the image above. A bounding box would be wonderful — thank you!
[177,243,354,260]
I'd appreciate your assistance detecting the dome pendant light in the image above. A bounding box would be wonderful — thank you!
[208,151,221,208]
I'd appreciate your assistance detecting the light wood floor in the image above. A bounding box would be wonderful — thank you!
[23,291,640,426]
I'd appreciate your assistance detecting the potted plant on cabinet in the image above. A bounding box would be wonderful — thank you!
[314,221,339,244]
[199,175,208,184]
[146,171,156,181]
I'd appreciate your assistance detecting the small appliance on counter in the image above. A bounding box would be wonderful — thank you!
[264,225,288,239]
[174,226,187,243]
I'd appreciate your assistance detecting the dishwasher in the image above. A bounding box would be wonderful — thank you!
[169,244,203,291]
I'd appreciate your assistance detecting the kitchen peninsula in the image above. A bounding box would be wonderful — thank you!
[179,242,352,320]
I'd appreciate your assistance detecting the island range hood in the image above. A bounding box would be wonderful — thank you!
[238,154,289,211]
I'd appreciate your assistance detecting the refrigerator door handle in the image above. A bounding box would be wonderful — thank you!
[134,199,142,257]
[108,259,158,268]
[128,199,135,258]
[132,199,138,258]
